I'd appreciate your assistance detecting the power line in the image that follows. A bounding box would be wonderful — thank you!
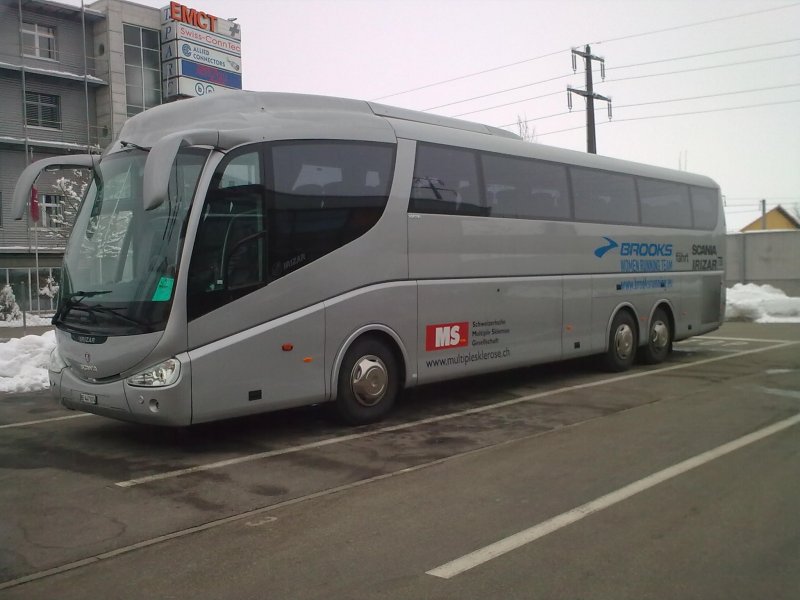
[370,2,800,103]
[605,38,800,73]
[501,83,800,128]
[423,72,575,111]
[453,90,564,118]
[449,44,800,120]
[592,1,800,46]
[431,50,799,117]
[533,98,800,137]
[370,48,569,102]
[612,82,800,110]
[605,52,800,85]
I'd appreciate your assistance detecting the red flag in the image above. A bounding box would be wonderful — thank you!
[30,187,39,223]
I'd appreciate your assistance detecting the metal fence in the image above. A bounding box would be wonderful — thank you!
[0,266,61,316]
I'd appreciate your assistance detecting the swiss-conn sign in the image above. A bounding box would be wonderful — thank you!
[161,2,242,99]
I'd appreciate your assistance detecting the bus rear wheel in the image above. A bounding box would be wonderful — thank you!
[336,337,398,425]
[603,310,637,372]
[641,307,672,364]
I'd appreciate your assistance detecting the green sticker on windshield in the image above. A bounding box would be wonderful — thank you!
[152,276,174,302]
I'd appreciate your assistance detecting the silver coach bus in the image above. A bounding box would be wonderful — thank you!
[13,91,725,426]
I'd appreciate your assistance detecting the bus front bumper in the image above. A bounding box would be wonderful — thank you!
[50,362,192,427]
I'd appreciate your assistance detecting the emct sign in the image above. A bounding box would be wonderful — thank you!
[167,1,218,33]
[425,322,469,351]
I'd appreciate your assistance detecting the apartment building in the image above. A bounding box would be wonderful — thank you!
[0,0,240,313]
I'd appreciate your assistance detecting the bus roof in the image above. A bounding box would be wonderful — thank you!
[113,90,718,189]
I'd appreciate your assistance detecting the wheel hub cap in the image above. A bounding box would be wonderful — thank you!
[350,355,387,407]
[614,324,634,360]
[651,320,669,350]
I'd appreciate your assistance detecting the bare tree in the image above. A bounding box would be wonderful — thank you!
[42,169,91,241]
[516,115,537,143]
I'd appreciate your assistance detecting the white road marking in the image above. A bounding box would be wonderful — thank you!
[115,340,797,488]
[0,432,535,591]
[0,413,92,430]
[699,335,795,343]
[761,387,800,400]
[427,411,800,579]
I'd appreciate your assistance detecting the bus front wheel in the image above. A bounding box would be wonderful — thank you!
[336,337,399,425]
[603,310,637,372]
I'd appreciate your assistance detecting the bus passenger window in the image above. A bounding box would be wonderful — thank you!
[268,141,394,280]
[639,179,692,228]
[690,186,720,230]
[410,143,482,215]
[482,153,570,220]
[571,167,638,225]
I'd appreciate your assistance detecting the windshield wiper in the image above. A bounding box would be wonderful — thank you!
[88,305,149,329]
[55,290,111,321]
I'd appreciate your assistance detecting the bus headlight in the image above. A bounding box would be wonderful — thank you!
[126,358,181,387]
[49,347,67,372]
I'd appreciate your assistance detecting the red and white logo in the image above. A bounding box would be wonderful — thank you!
[425,322,468,351]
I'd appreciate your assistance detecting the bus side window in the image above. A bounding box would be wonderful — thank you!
[410,143,482,215]
[482,153,570,220]
[639,179,692,228]
[690,186,720,230]
[187,148,266,320]
[269,141,394,280]
[571,167,638,225]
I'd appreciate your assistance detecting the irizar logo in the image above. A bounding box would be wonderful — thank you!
[425,322,469,352]
[595,237,673,258]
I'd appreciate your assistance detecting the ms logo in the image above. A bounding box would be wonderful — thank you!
[594,236,619,258]
[181,43,192,58]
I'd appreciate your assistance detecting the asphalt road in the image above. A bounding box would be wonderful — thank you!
[0,322,798,599]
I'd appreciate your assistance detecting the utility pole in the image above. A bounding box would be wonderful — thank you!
[760,198,766,229]
[568,45,611,154]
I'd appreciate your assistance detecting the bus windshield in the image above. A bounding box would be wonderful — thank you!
[55,147,208,335]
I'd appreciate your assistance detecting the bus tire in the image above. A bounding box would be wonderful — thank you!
[603,310,637,372]
[641,307,672,364]
[336,337,398,425]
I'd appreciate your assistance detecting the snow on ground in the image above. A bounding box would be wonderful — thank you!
[0,330,55,393]
[0,285,798,394]
[726,283,800,323]
[0,314,53,327]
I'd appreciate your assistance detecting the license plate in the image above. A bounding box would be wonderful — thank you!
[80,393,97,405]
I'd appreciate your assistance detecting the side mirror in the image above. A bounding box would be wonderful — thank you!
[12,154,97,220]
[142,128,253,211]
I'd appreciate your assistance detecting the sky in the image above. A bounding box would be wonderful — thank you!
[61,0,800,231]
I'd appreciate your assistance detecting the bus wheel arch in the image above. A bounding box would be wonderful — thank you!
[332,329,406,425]
[603,305,639,372]
[641,303,674,364]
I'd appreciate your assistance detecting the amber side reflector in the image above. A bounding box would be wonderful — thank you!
[281,344,294,352]
[303,357,313,363]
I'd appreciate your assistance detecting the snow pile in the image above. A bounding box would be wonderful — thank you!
[726,283,800,323]
[0,314,53,327]
[0,331,56,392]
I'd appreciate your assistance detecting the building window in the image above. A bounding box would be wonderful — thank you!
[22,22,57,60]
[124,24,161,117]
[40,195,65,229]
[25,92,61,129]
